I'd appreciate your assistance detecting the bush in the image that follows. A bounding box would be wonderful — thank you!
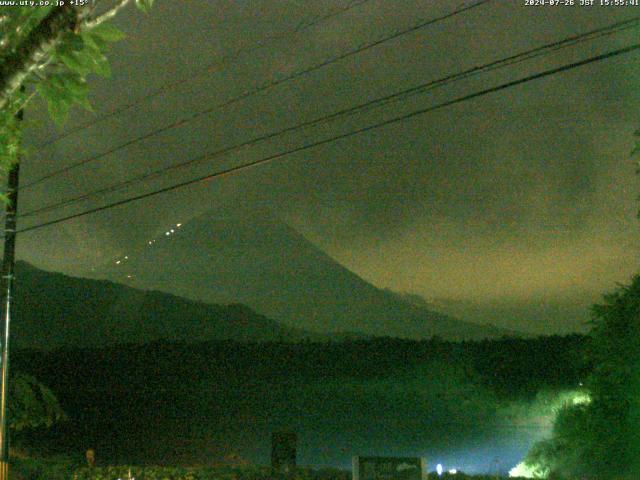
[11,461,514,480]
[11,455,79,480]
[71,465,350,480]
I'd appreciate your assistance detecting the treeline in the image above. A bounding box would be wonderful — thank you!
[10,335,590,467]
[14,334,589,397]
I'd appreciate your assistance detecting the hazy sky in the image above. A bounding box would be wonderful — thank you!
[13,0,640,334]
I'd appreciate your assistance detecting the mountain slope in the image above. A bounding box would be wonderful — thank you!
[93,208,509,340]
[384,289,528,337]
[12,261,308,350]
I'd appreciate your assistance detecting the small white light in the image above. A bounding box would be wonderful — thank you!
[148,241,152,245]
[436,464,443,476]
[165,232,170,236]
[176,223,182,227]
[116,260,121,265]
[448,469,457,475]
[127,275,132,279]
[170,229,175,233]
[124,256,128,260]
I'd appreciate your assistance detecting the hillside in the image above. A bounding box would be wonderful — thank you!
[93,208,510,340]
[12,261,309,349]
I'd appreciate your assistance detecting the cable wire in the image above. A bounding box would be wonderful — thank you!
[34,0,376,150]
[15,43,640,235]
[21,0,491,191]
[19,15,640,220]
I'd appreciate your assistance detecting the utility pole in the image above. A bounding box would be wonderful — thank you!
[0,88,24,480]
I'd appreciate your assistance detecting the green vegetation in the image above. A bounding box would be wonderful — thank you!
[12,262,309,349]
[9,372,64,432]
[9,460,523,480]
[0,1,154,199]
[10,462,351,480]
[11,454,78,480]
[515,276,640,478]
[11,335,587,467]
[71,465,349,480]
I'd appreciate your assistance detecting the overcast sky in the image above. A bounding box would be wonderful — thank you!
[13,0,640,334]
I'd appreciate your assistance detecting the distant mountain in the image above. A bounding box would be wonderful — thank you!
[383,289,437,310]
[12,261,312,350]
[384,289,527,337]
[93,207,509,340]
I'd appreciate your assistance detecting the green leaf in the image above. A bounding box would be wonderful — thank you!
[135,0,155,12]
[58,38,112,78]
[36,81,60,105]
[36,74,91,125]
[56,33,94,75]
[81,31,107,52]
[35,83,68,125]
[79,36,111,78]
[58,50,92,76]
[61,74,89,99]
[45,95,71,126]
[58,31,85,53]
[92,52,111,78]
[58,74,93,112]
[87,23,126,42]
[28,5,53,23]
[47,75,76,103]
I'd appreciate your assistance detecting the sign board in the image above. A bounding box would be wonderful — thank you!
[271,431,297,472]
[352,456,427,480]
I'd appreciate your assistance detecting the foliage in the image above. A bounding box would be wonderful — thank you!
[70,465,348,480]
[3,7,122,127]
[135,0,156,13]
[8,461,532,480]
[0,1,154,184]
[9,372,65,431]
[519,276,640,479]
[11,454,80,480]
[0,85,24,203]
[11,335,587,467]
[73,465,198,480]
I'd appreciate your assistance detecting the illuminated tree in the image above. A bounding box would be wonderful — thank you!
[518,276,640,479]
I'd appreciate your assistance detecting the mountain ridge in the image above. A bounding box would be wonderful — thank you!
[12,261,320,350]
[93,208,511,340]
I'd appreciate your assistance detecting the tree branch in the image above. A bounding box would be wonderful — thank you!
[83,0,133,29]
[0,6,82,111]
[0,0,135,111]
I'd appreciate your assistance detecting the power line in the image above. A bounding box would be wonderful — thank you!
[354,16,640,112]
[21,0,491,191]
[19,15,640,220]
[34,0,376,150]
[15,42,640,236]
